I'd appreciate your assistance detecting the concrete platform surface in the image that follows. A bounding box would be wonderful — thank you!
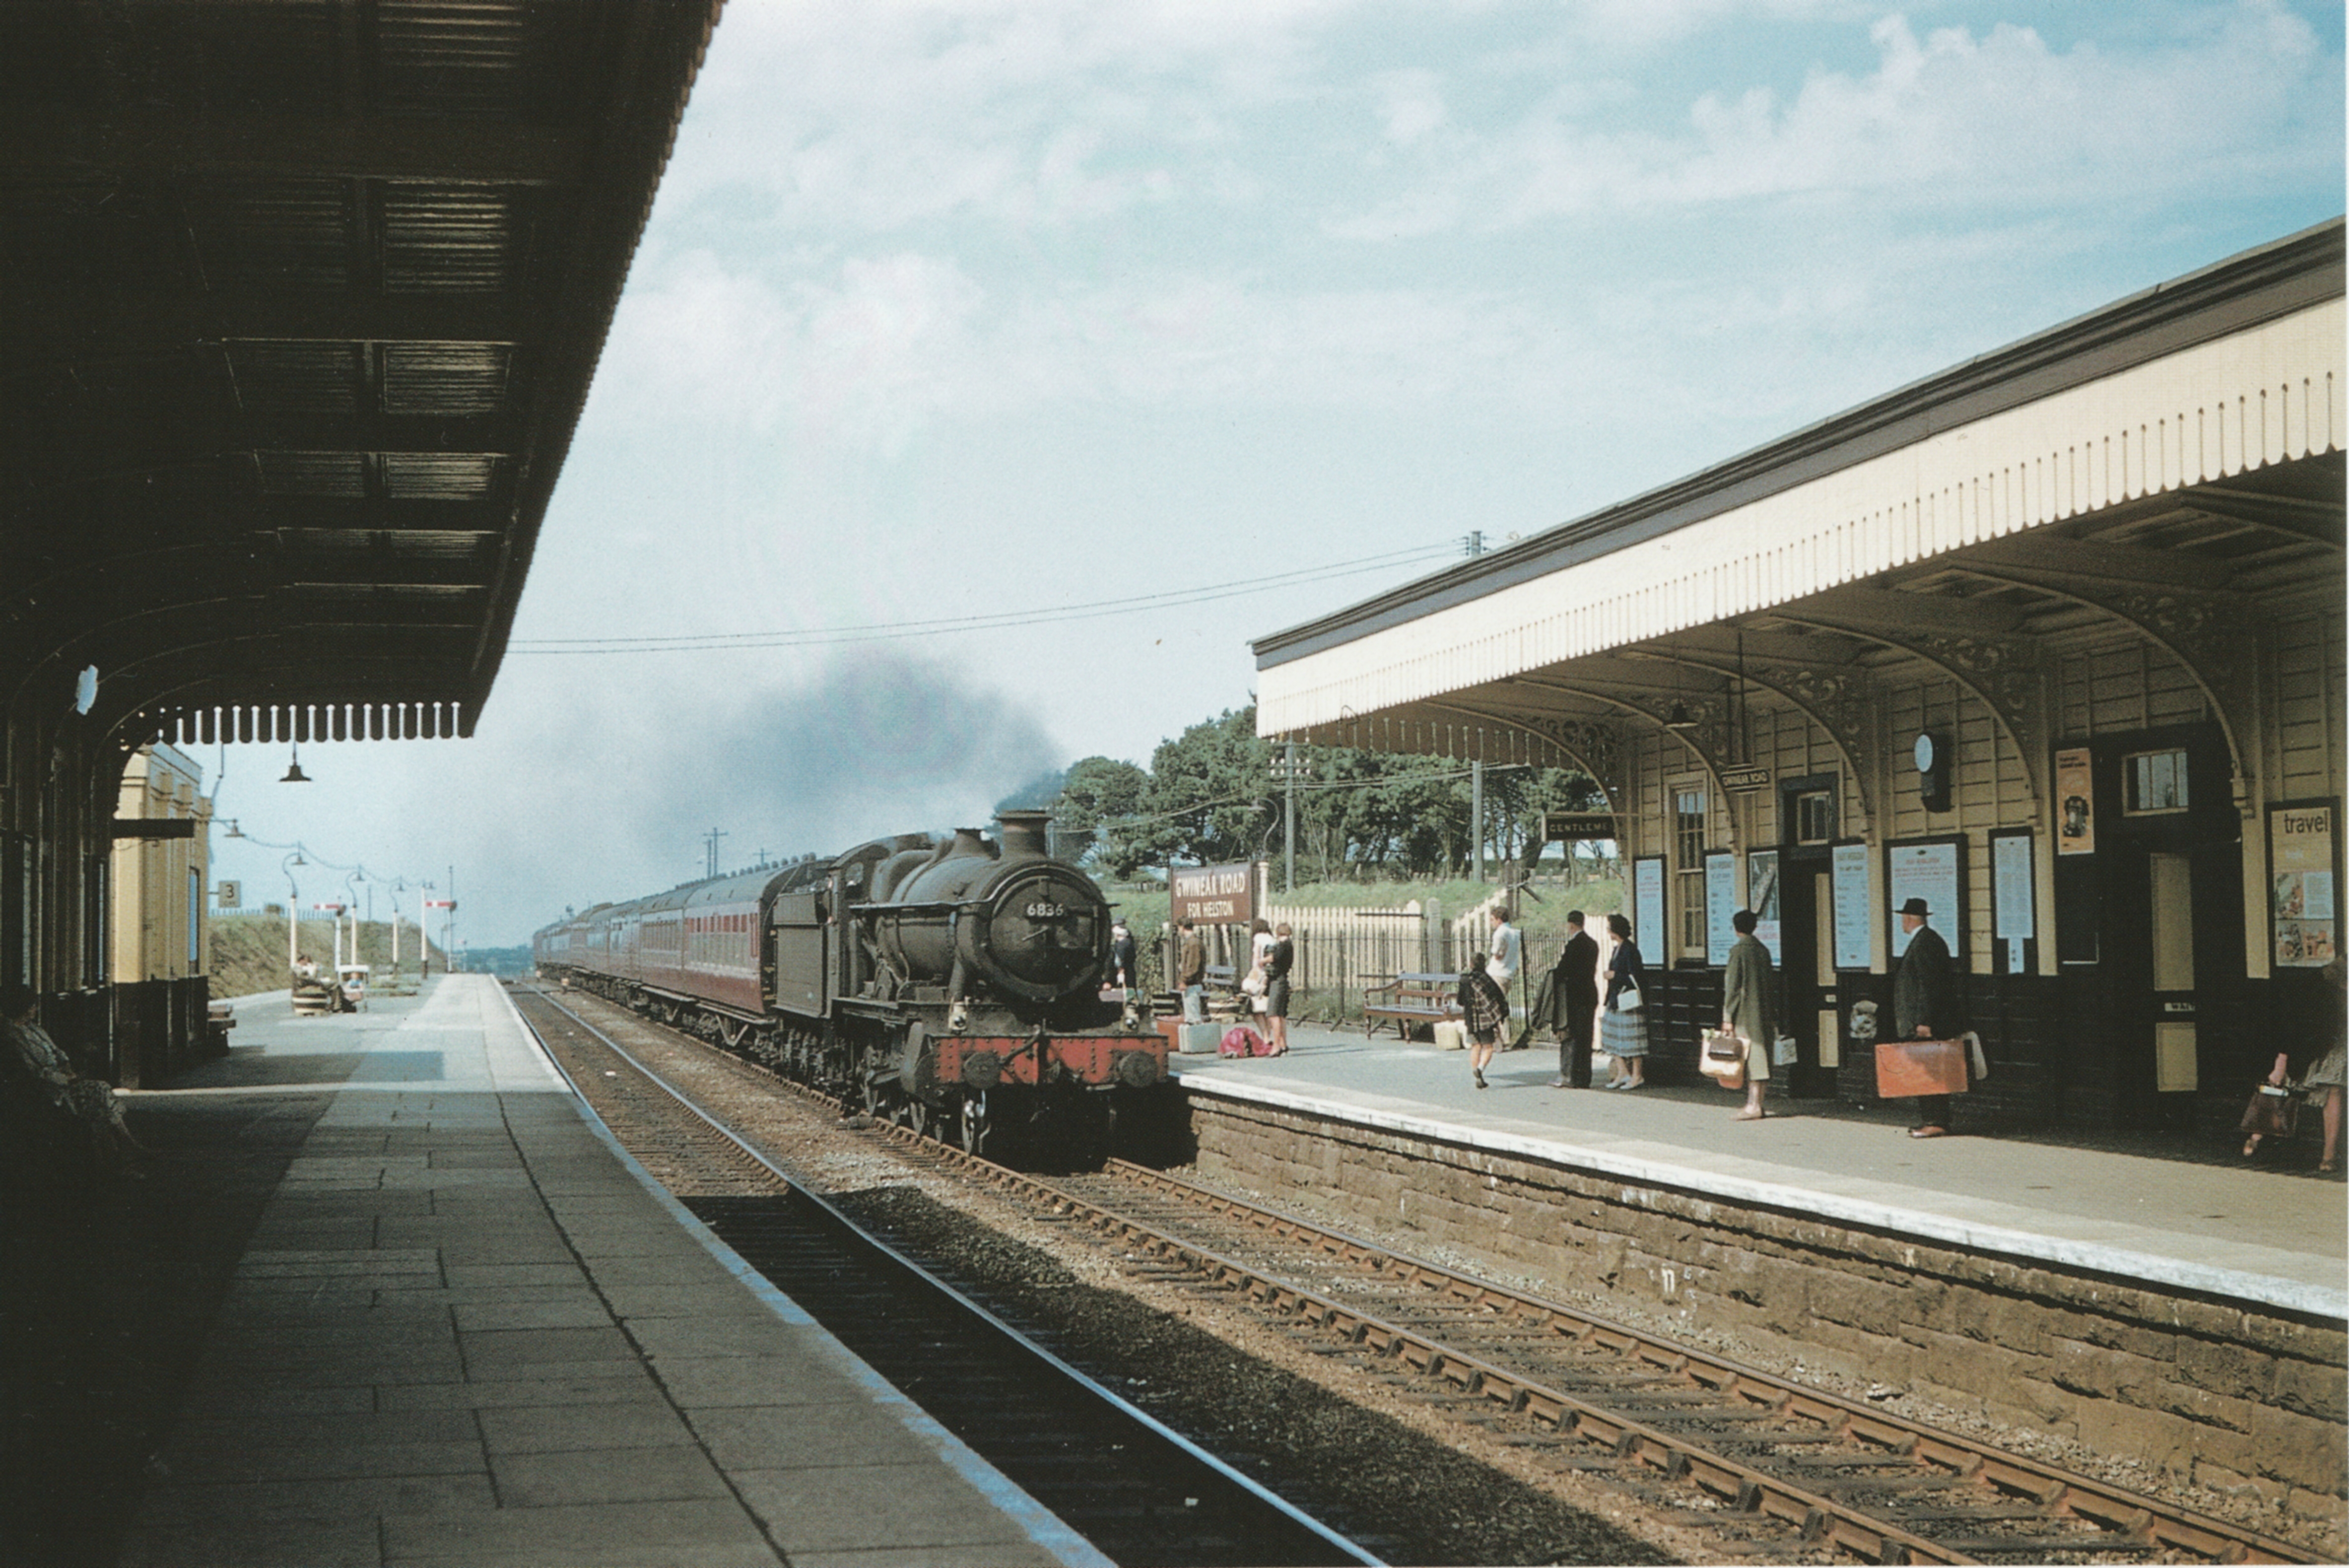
[88,975,1105,1568]
[1173,1022,2348,1320]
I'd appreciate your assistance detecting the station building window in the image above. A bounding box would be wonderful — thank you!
[2122,748,2189,815]
[1672,782,1708,959]
[1792,787,1836,847]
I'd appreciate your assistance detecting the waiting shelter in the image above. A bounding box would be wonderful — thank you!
[1255,222,2346,1131]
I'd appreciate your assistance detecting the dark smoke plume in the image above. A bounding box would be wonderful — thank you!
[465,647,1060,932]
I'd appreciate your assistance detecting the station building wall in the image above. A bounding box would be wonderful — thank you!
[1607,605,2341,1132]
[109,744,211,986]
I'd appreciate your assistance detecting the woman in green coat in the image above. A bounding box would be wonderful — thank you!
[1721,909,1776,1122]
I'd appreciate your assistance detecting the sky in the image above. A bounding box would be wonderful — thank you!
[205,0,2346,948]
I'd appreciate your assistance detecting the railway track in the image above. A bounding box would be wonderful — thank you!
[865,1134,2319,1567]
[515,983,2319,1566]
[509,986,1376,1568]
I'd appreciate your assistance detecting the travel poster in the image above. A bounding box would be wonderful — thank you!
[2054,747,2095,855]
[2270,803,2337,968]
[1888,839,1963,961]
[1747,849,1781,958]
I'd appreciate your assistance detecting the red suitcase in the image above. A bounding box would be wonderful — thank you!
[1875,1038,1968,1099]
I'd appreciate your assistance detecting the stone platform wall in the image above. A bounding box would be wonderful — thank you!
[1182,1092,2347,1520]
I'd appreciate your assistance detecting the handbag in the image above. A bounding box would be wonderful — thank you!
[1771,1033,1797,1068]
[1700,1029,1748,1086]
[1240,965,1267,997]
[2240,1084,2299,1138]
[1615,979,1643,1012]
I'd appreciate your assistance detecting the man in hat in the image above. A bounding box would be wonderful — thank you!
[1892,897,1959,1137]
[1549,910,1601,1088]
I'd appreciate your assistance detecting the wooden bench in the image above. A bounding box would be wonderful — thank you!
[1201,964,1246,1019]
[1362,971,1460,1040]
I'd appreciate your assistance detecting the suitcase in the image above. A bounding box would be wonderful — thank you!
[1178,1021,1223,1055]
[1432,1019,1468,1052]
[1874,1037,1969,1099]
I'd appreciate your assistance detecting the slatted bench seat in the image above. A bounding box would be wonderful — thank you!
[1362,971,1460,1040]
[1202,964,1246,1018]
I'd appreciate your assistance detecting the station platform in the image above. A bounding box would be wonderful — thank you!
[1171,1021,2348,1322]
[26,975,1104,1568]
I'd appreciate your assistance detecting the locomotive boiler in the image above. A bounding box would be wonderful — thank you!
[534,810,1169,1160]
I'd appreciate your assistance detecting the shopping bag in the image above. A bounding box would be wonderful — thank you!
[1700,1029,1748,1087]
[2240,1084,2298,1138]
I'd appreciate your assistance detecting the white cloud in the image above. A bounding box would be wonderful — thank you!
[1560,0,1856,52]
[1339,2,2338,231]
[655,0,1357,235]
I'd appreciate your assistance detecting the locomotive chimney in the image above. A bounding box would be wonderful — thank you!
[994,810,1050,861]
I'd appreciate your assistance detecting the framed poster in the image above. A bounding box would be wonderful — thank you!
[1632,856,1666,956]
[2054,746,2095,855]
[1887,836,1967,962]
[1704,850,1738,967]
[1831,841,1872,970]
[2269,801,2339,968]
[1991,828,2035,975]
[1747,849,1782,958]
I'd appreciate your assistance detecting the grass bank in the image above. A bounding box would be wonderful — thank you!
[211,912,445,999]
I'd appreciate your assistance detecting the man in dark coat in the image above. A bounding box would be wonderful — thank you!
[1551,911,1601,1088]
[1176,920,1206,1024]
[1892,896,1960,1136]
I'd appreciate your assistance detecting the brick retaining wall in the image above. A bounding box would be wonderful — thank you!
[1183,1092,2348,1520]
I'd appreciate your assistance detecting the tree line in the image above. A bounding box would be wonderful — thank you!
[1041,705,1609,882]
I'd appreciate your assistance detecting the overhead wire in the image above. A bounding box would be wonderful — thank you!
[508,542,1459,654]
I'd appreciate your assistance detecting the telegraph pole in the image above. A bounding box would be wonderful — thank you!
[1285,741,1298,893]
[703,828,728,879]
[1471,760,1485,883]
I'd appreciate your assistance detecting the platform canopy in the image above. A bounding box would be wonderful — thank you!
[1255,223,2345,824]
[1,0,720,751]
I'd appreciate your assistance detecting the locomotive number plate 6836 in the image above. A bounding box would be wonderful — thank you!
[1023,901,1068,919]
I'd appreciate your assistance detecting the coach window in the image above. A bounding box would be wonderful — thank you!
[1672,780,1709,960]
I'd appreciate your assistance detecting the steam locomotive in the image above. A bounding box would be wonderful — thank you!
[531,810,1171,1158]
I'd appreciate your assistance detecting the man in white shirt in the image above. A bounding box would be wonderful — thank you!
[1485,905,1521,995]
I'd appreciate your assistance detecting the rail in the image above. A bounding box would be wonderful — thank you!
[509,985,1377,1568]
[856,1124,2317,1566]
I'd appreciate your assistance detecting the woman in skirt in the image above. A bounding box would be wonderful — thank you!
[1599,913,1648,1089]
[2247,957,2345,1172]
[1458,955,1510,1090]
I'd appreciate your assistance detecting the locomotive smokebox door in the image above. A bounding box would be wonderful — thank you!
[982,871,1103,1001]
